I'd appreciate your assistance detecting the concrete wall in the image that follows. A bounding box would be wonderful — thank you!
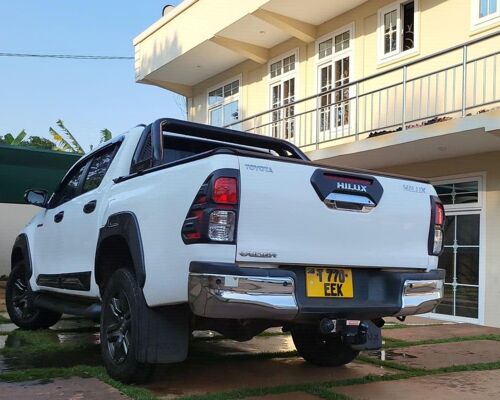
[378,151,500,328]
[0,203,38,277]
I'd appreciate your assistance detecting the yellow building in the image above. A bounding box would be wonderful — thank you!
[134,0,500,326]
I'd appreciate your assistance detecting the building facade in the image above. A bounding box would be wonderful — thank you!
[134,0,500,326]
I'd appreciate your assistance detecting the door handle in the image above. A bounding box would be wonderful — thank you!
[83,200,97,214]
[54,211,64,223]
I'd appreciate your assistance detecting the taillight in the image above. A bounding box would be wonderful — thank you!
[182,170,239,244]
[429,197,445,256]
[213,177,238,204]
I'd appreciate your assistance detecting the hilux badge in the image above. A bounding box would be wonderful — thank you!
[336,182,368,192]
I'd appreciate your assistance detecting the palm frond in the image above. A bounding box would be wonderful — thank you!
[3,133,15,144]
[49,127,75,153]
[11,130,27,145]
[100,128,113,144]
[56,119,85,154]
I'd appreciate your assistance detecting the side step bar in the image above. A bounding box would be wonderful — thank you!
[33,292,101,320]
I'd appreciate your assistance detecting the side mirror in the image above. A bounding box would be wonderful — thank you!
[24,189,48,208]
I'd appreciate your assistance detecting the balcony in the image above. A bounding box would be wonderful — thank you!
[133,0,368,95]
[223,31,500,167]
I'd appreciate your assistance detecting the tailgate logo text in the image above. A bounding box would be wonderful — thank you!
[239,251,277,258]
[337,182,367,192]
[403,184,426,194]
[245,164,273,173]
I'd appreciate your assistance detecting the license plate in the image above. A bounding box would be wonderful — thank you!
[305,267,353,298]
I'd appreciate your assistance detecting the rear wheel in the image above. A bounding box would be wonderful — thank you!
[100,268,155,383]
[291,324,359,367]
[6,262,61,329]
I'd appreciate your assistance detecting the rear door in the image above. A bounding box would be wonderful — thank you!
[236,156,434,269]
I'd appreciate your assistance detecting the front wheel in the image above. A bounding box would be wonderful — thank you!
[6,263,61,329]
[291,324,359,367]
[100,268,155,383]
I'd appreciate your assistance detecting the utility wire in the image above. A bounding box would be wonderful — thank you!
[0,52,133,60]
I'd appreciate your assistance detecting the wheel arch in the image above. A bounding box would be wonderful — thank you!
[95,212,146,292]
[11,234,33,279]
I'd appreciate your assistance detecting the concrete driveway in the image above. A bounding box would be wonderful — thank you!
[0,282,499,400]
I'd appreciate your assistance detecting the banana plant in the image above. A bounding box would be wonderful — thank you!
[2,130,27,145]
[49,119,85,154]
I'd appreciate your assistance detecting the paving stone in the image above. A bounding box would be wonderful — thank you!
[384,316,451,326]
[192,334,296,356]
[145,359,394,398]
[383,323,500,342]
[335,369,500,400]
[246,392,323,400]
[366,340,500,369]
[0,377,128,400]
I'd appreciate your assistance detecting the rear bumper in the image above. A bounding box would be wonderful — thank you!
[188,262,444,321]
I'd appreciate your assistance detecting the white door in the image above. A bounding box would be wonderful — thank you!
[432,178,483,322]
[318,56,350,141]
[34,144,118,296]
[270,77,295,140]
[33,159,91,284]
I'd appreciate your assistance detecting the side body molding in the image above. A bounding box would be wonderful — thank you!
[11,234,33,279]
[95,212,146,287]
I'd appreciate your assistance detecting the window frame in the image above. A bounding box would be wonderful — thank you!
[426,172,486,325]
[81,144,120,195]
[206,75,241,128]
[377,0,419,64]
[471,0,499,30]
[267,49,299,140]
[49,141,120,209]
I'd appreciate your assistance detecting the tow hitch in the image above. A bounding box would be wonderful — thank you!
[319,318,383,350]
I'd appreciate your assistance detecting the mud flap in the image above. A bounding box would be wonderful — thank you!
[134,300,190,364]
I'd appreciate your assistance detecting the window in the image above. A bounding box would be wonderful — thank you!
[208,79,240,128]
[432,177,483,322]
[82,147,117,193]
[479,0,497,18]
[317,26,353,138]
[378,1,417,61]
[50,160,90,208]
[473,0,499,27]
[269,52,297,140]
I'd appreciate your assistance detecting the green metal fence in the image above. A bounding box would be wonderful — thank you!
[0,144,80,204]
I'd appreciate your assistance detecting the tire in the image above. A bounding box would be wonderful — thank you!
[291,324,359,367]
[6,262,62,330]
[100,268,155,383]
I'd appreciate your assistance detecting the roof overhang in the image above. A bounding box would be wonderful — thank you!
[133,0,368,96]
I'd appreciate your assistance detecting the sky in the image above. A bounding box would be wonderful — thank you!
[0,0,185,151]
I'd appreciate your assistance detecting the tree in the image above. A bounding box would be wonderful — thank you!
[1,130,27,145]
[49,120,85,154]
[2,120,113,153]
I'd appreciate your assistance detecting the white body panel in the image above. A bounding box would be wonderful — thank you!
[21,125,439,309]
[236,156,438,270]
[105,153,239,306]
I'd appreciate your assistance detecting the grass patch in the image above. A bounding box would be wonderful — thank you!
[0,315,11,324]
[383,334,500,349]
[0,365,157,400]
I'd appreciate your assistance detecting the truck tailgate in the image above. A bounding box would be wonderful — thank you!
[236,156,434,269]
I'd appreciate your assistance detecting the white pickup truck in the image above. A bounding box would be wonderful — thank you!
[6,119,445,382]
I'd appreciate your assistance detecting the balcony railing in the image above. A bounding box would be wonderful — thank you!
[224,31,499,149]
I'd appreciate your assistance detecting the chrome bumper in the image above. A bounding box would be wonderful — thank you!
[188,270,444,321]
[394,279,444,317]
[188,273,298,320]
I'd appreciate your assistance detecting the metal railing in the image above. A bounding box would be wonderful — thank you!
[224,31,499,149]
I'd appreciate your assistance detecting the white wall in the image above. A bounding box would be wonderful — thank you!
[0,203,38,277]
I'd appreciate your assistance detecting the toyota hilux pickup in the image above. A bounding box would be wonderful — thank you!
[6,119,445,382]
